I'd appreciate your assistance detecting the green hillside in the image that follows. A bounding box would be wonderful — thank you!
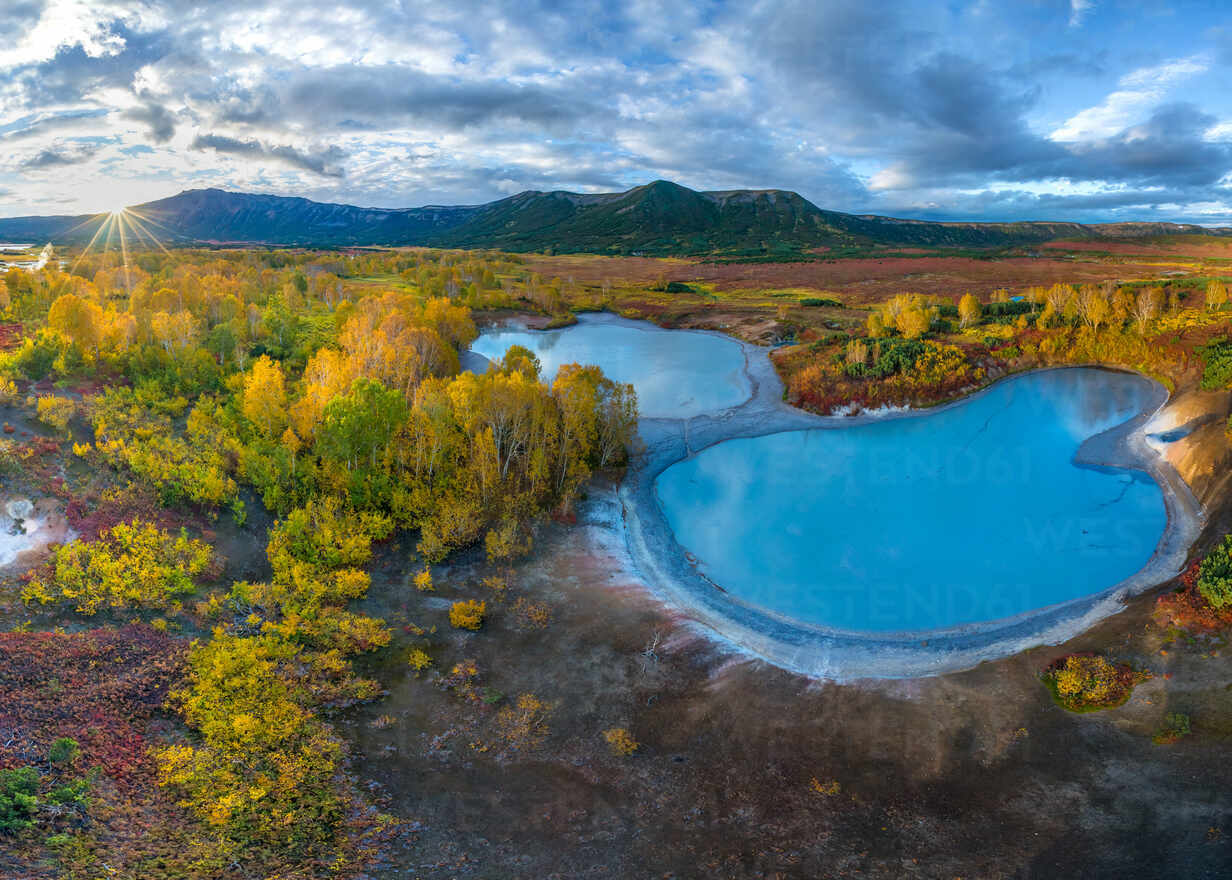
[1,180,1229,255]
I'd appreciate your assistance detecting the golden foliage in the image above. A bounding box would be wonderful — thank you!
[449,599,486,631]
[494,693,552,751]
[603,727,638,756]
[809,777,841,796]
[22,519,212,615]
[407,648,432,671]
[34,395,75,433]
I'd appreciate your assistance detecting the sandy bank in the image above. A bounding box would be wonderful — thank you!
[611,316,1206,680]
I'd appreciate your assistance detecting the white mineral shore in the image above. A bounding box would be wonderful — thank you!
[606,314,1205,680]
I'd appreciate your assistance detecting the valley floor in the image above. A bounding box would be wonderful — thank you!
[343,477,1232,878]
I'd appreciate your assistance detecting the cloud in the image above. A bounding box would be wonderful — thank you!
[124,102,176,142]
[279,66,592,132]
[190,133,346,177]
[0,0,134,69]
[0,0,1228,222]
[1051,55,1209,142]
[20,145,99,169]
[1069,0,1094,28]
[0,109,110,141]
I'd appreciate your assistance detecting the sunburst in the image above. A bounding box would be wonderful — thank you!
[56,205,177,295]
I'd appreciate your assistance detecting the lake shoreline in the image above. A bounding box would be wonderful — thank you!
[607,314,1205,680]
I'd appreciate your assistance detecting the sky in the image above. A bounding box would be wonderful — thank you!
[0,0,1230,223]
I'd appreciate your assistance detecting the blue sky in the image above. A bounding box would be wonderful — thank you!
[0,0,1230,223]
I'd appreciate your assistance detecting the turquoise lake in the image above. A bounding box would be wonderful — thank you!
[469,317,751,419]
[655,369,1167,632]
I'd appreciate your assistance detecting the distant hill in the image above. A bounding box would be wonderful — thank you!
[129,188,484,246]
[0,180,1229,256]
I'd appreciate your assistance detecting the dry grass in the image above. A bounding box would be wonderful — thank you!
[524,252,1189,305]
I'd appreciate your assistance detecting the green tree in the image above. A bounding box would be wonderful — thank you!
[1197,533,1232,609]
[0,767,39,833]
[318,378,408,472]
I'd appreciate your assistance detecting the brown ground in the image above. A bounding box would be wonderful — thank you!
[342,477,1232,879]
[524,254,1188,305]
[1042,239,1232,259]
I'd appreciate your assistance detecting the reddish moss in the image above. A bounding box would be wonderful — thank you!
[1155,560,1232,634]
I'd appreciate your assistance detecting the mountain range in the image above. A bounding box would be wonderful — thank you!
[0,180,1228,256]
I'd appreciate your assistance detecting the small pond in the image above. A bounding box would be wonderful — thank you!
[655,368,1168,633]
[469,314,752,419]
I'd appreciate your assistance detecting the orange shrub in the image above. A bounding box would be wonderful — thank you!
[603,727,638,756]
[449,599,486,631]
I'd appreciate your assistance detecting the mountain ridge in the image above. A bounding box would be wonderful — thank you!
[0,180,1228,256]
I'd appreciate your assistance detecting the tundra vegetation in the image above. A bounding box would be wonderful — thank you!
[2,240,1232,876]
[0,246,635,877]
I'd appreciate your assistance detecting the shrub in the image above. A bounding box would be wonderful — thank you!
[809,777,841,796]
[48,737,80,767]
[91,388,239,507]
[482,575,508,597]
[1152,712,1191,745]
[449,599,486,631]
[0,437,17,473]
[1196,534,1232,609]
[0,378,18,406]
[22,519,212,615]
[156,633,347,853]
[494,693,551,750]
[407,648,432,671]
[512,596,552,629]
[543,312,578,329]
[413,567,434,592]
[35,395,75,433]
[0,766,39,833]
[1197,338,1232,390]
[800,297,841,308]
[603,727,638,756]
[1053,655,1115,703]
[1044,654,1147,711]
[983,300,1035,318]
[265,496,392,573]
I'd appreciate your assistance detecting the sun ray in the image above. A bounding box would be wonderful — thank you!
[115,210,132,293]
[122,208,182,242]
[60,212,111,239]
[62,214,114,279]
[123,210,174,257]
[47,205,177,303]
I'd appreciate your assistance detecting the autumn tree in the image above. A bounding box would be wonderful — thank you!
[1132,287,1164,334]
[1077,285,1111,332]
[1207,279,1228,310]
[958,293,981,329]
[47,293,104,355]
[241,355,289,439]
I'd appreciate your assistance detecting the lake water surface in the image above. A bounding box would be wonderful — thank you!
[655,369,1167,632]
[470,316,751,418]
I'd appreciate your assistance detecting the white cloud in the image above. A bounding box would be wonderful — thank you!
[868,164,915,192]
[1069,0,1094,28]
[1206,121,1232,142]
[1050,55,1208,142]
[0,1,156,70]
